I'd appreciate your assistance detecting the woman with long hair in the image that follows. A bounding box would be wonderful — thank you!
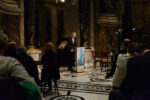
[41,42,60,92]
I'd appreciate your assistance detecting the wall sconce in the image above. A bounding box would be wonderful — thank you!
[56,0,65,3]
[60,0,65,2]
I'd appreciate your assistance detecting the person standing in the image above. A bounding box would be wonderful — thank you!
[67,32,77,72]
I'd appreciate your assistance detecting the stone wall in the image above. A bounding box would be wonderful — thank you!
[131,0,150,45]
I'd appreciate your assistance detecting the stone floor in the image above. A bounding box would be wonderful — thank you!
[43,66,112,100]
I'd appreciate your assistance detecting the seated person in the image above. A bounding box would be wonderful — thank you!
[42,42,60,92]
[113,42,136,88]
[57,40,68,66]
[106,39,131,78]
[109,42,144,100]
[0,30,42,100]
[121,43,150,100]
[4,41,17,58]
[16,47,41,86]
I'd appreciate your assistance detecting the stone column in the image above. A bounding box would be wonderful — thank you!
[19,0,25,46]
[30,0,35,46]
[0,13,2,28]
[64,0,80,46]
[51,5,58,47]
[89,0,95,49]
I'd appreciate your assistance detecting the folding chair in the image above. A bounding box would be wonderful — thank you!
[92,51,102,70]
[100,53,112,72]
[41,73,59,97]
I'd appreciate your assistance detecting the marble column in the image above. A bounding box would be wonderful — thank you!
[51,5,58,47]
[89,0,95,50]
[30,0,35,46]
[0,13,2,28]
[19,0,25,46]
[24,0,35,46]
[64,0,80,46]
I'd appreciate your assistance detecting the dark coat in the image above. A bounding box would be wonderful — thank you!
[58,47,68,66]
[16,54,40,85]
[67,37,77,66]
[42,51,60,80]
[121,52,150,100]
[67,37,77,52]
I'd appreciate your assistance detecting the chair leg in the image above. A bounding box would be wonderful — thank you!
[41,81,43,93]
[54,80,59,96]
[67,90,71,96]
[43,81,47,97]
[100,62,103,72]
[41,80,45,96]
[94,61,96,70]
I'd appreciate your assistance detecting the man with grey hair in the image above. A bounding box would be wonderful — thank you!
[67,32,77,72]
[0,30,42,100]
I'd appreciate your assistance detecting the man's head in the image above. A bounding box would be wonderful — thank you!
[122,38,131,49]
[71,32,77,38]
[128,42,150,56]
[134,42,150,56]
[0,30,8,53]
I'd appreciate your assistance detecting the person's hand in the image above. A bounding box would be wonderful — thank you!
[70,49,74,52]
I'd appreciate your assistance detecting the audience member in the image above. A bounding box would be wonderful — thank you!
[58,40,68,66]
[106,38,131,78]
[67,32,77,72]
[4,41,17,58]
[121,43,150,100]
[16,47,41,86]
[109,42,137,100]
[0,30,42,100]
[113,42,136,88]
[42,42,60,92]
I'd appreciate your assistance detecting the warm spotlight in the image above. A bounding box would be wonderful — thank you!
[60,0,65,2]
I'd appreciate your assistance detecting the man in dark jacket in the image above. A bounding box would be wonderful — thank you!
[67,32,77,72]
[121,43,150,100]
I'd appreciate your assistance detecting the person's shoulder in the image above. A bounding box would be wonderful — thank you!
[127,55,142,65]
[0,56,20,67]
[118,53,131,60]
[0,56,17,61]
[117,54,129,64]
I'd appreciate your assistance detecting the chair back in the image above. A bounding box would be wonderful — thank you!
[92,51,96,58]
[101,53,109,58]
[101,53,112,62]
[0,77,25,100]
[43,56,58,69]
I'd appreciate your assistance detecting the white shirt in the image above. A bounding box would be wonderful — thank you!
[113,53,132,88]
[72,38,75,44]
